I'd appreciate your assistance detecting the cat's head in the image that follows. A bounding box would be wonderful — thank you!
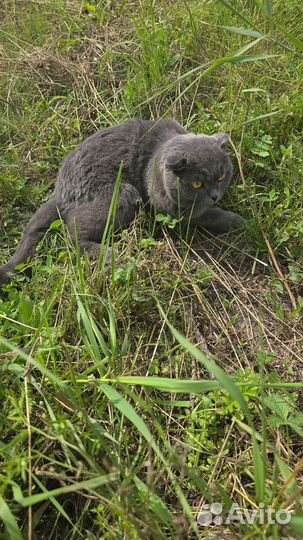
[162,133,233,211]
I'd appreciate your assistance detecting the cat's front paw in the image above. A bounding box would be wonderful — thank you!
[227,212,246,229]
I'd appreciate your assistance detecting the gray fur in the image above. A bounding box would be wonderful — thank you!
[0,118,245,286]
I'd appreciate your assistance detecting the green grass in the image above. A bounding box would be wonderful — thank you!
[0,1,303,539]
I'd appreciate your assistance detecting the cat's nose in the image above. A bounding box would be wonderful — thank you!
[210,190,219,203]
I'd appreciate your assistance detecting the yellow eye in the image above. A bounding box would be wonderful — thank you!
[218,173,226,182]
[192,181,204,189]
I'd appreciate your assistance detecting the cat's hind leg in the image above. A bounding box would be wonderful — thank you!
[65,184,141,259]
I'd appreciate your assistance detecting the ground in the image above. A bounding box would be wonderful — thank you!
[0,1,302,539]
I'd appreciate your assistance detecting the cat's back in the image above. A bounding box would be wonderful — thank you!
[54,118,186,206]
[54,119,153,205]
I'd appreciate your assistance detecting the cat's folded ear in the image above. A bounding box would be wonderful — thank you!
[166,155,189,173]
[214,133,230,151]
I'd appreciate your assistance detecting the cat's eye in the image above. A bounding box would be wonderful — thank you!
[192,181,204,189]
[218,172,226,182]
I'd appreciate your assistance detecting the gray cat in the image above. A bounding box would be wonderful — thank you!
[0,118,245,286]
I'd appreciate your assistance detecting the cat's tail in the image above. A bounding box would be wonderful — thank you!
[0,199,60,287]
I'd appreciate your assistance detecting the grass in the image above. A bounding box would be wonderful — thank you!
[0,0,303,538]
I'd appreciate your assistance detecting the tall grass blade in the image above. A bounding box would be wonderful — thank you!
[76,296,103,364]
[115,375,220,393]
[275,23,303,53]
[216,53,278,64]
[0,494,23,540]
[264,0,272,19]
[221,25,264,38]
[89,315,110,358]
[275,456,298,496]
[97,162,123,274]
[100,382,153,443]
[252,434,265,501]
[243,110,281,124]
[14,474,118,506]
[228,39,265,56]
[76,294,112,371]
[106,290,117,355]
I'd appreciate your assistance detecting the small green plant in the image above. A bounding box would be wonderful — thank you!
[250,133,273,168]
[154,213,182,229]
